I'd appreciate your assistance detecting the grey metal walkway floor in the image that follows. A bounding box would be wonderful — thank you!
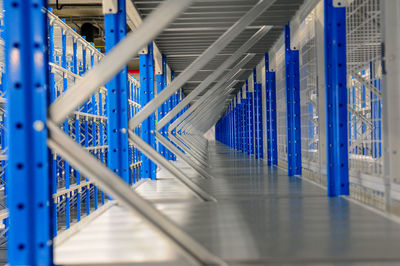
[55,143,400,265]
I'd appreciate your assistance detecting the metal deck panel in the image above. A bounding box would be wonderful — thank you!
[55,143,400,265]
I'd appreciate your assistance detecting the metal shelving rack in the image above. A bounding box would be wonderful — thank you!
[2,0,400,265]
[0,6,144,237]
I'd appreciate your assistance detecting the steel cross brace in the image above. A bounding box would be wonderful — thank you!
[178,85,238,139]
[49,0,194,123]
[156,54,256,172]
[173,81,240,153]
[129,0,277,130]
[156,26,272,131]
[155,132,214,179]
[43,0,275,262]
[169,68,250,161]
[176,98,228,148]
[51,0,277,207]
[169,58,254,138]
[48,0,217,200]
[44,0,228,264]
[125,0,276,189]
[47,122,223,265]
[181,88,237,134]
[192,98,232,136]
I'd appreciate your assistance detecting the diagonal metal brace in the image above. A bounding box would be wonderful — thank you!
[49,0,194,124]
[155,132,213,179]
[128,131,216,202]
[47,120,224,265]
[156,26,272,130]
[129,0,277,130]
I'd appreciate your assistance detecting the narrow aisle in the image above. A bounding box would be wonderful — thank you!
[55,143,400,265]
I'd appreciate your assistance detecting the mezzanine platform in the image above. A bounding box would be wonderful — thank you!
[55,143,400,265]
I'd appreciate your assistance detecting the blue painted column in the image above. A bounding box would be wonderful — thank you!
[324,0,349,196]
[256,83,264,159]
[234,96,239,150]
[246,80,254,155]
[73,39,81,222]
[105,0,130,183]
[265,53,278,166]
[157,55,168,159]
[156,72,164,157]
[170,72,177,161]
[227,106,230,147]
[60,20,71,229]
[5,0,52,264]
[48,16,59,237]
[230,104,234,148]
[253,69,263,159]
[128,80,133,185]
[98,69,105,203]
[238,95,243,152]
[89,46,99,208]
[166,69,173,160]
[241,90,247,153]
[84,114,91,208]
[139,44,157,180]
[284,25,302,176]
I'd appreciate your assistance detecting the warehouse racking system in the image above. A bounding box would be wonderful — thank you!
[1,0,400,265]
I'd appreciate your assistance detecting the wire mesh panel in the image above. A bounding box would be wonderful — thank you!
[274,47,288,164]
[293,11,320,174]
[346,0,384,209]
[0,9,143,235]
[50,13,110,232]
[128,76,142,183]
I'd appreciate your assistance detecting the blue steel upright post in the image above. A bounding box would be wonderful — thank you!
[156,55,168,159]
[238,94,243,152]
[231,101,234,149]
[166,68,173,160]
[284,25,302,176]
[5,0,52,264]
[170,71,177,160]
[324,0,349,196]
[253,69,263,159]
[241,89,248,153]
[246,80,254,155]
[105,0,130,184]
[265,53,278,166]
[73,37,81,222]
[60,19,71,229]
[139,44,157,180]
[48,14,59,237]
[235,96,239,150]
